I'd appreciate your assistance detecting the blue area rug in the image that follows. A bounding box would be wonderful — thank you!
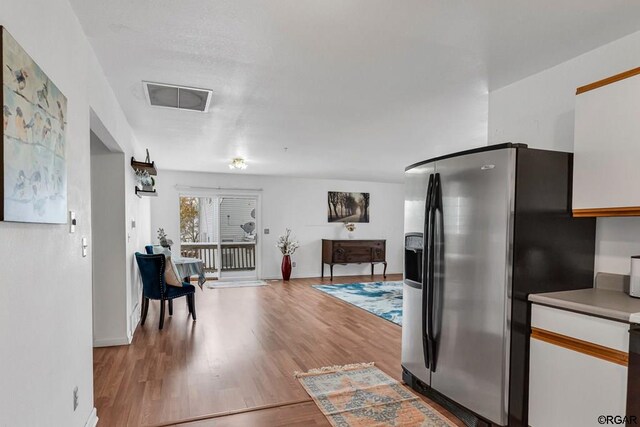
[312,281,403,326]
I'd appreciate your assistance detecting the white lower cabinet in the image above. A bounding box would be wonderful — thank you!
[529,305,628,427]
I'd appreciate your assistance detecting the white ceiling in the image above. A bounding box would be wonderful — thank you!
[70,0,640,182]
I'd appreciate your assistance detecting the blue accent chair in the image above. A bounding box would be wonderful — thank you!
[135,252,196,330]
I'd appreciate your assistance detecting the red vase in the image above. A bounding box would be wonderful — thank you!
[281,255,292,281]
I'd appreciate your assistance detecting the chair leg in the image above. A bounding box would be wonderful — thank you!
[140,296,149,326]
[168,299,173,316]
[159,300,166,330]
[189,294,196,321]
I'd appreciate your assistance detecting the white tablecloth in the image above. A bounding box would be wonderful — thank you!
[173,256,206,289]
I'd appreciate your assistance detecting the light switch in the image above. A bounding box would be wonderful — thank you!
[82,237,88,257]
[264,228,270,234]
[131,219,136,229]
[69,211,76,233]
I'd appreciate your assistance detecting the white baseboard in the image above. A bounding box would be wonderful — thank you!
[94,305,139,347]
[93,336,131,347]
[84,407,98,427]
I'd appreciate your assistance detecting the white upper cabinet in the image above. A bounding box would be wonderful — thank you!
[573,68,640,217]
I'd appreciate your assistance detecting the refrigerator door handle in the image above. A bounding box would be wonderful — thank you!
[422,173,435,370]
[429,173,443,372]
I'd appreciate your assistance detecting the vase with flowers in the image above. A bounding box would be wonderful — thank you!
[157,228,173,249]
[276,229,299,281]
[344,222,356,239]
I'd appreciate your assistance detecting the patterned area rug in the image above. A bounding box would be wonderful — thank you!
[295,363,455,427]
[312,281,403,325]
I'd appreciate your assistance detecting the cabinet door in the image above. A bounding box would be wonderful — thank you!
[529,305,629,426]
[573,70,640,215]
[372,243,385,262]
[529,339,627,427]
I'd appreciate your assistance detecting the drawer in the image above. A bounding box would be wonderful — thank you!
[333,247,370,262]
[531,304,629,352]
[333,241,383,249]
[372,247,385,261]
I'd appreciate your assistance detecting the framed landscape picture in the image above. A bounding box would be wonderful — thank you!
[328,191,370,223]
[2,27,68,223]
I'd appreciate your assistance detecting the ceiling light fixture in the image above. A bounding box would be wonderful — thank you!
[229,157,248,170]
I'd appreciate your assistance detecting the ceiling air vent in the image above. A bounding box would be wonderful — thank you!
[143,81,213,113]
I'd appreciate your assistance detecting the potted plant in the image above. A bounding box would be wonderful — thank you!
[135,170,155,191]
[158,228,173,249]
[276,229,299,281]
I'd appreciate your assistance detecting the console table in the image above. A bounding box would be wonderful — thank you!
[321,239,387,280]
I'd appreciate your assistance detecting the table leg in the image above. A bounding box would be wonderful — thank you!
[371,263,374,276]
[183,276,192,309]
[190,294,197,321]
[321,262,324,278]
[330,264,334,281]
[383,262,387,278]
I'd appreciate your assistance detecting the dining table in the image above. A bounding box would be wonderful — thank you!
[173,256,206,289]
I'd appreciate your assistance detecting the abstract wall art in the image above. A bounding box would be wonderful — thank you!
[1,27,67,223]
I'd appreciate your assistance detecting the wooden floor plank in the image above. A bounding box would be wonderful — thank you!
[94,274,462,426]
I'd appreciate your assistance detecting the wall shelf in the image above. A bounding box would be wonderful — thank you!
[132,150,158,198]
[131,156,157,175]
[135,187,158,198]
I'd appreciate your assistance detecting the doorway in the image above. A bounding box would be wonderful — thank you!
[90,131,128,346]
[179,193,260,281]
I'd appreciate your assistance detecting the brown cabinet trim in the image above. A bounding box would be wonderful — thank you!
[576,66,640,95]
[572,206,640,217]
[531,327,628,367]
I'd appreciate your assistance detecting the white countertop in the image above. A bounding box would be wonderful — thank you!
[529,288,640,323]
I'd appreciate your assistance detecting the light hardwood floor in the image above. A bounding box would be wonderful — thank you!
[93,274,463,426]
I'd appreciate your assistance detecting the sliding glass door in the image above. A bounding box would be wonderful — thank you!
[179,194,259,281]
[218,196,257,280]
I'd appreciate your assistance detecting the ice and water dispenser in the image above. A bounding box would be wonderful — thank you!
[404,232,423,287]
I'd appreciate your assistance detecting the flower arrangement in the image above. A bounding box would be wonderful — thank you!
[276,228,299,255]
[344,222,356,232]
[135,169,155,190]
[157,228,173,248]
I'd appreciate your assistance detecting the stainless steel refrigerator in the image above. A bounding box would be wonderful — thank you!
[402,143,596,427]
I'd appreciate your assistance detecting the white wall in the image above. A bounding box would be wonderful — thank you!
[489,30,640,276]
[90,133,128,346]
[89,113,150,345]
[0,0,149,425]
[151,171,404,279]
[87,39,151,345]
